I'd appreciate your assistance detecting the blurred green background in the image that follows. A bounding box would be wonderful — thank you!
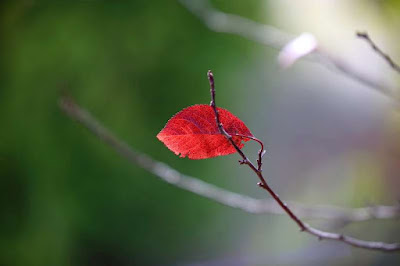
[1,0,400,265]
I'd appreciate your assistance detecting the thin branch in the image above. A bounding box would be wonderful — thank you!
[207,70,400,252]
[208,70,255,168]
[357,32,400,74]
[59,95,400,251]
[179,0,396,100]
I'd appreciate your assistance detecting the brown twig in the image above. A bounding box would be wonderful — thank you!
[207,70,400,252]
[356,32,400,74]
[180,0,396,100]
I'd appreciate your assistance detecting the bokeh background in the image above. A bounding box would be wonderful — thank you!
[1,0,400,265]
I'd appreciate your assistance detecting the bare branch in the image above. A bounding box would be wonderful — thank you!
[59,95,400,252]
[180,0,397,100]
[357,32,400,74]
[207,70,400,252]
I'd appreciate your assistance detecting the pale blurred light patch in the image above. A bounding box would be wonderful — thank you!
[266,0,398,88]
[278,32,318,68]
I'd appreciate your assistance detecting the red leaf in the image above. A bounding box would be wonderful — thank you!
[157,104,253,159]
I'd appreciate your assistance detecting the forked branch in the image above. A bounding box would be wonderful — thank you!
[357,32,400,74]
[207,70,400,252]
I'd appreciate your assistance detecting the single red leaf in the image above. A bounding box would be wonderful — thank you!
[157,104,253,159]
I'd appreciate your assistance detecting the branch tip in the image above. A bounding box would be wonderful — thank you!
[207,69,214,79]
[356,31,367,38]
[356,31,400,74]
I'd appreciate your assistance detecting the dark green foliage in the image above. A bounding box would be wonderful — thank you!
[0,1,262,265]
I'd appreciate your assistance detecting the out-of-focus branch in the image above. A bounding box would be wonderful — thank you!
[179,0,292,48]
[59,96,400,223]
[179,0,396,100]
[357,32,400,74]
